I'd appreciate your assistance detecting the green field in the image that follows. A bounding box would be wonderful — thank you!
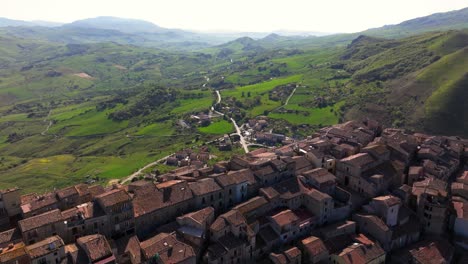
[0,22,468,193]
[198,120,234,134]
[269,101,344,125]
[222,75,303,117]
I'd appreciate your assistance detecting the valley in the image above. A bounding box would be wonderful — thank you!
[0,8,467,193]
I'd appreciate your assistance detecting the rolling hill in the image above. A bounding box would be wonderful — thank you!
[0,7,468,192]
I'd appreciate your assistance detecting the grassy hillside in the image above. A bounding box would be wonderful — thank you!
[342,30,468,136]
[1,23,468,192]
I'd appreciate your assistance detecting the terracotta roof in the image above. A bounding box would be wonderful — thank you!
[409,166,423,176]
[269,252,288,264]
[26,236,64,259]
[75,184,90,196]
[363,144,389,156]
[271,178,305,200]
[302,168,336,184]
[0,187,19,194]
[458,171,468,184]
[338,238,385,264]
[140,233,195,263]
[292,156,313,170]
[284,246,301,259]
[306,189,331,202]
[65,243,79,264]
[77,234,113,262]
[56,186,79,200]
[453,201,468,219]
[410,240,454,264]
[0,228,21,247]
[270,209,299,229]
[211,210,246,232]
[260,187,280,200]
[188,178,222,196]
[340,153,375,168]
[18,209,62,232]
[301,236,327,256]
[228,169,257,185]
[355,214,389,232]
[61,202,97,220]
[412,177,448,198]
[124,236,141,264]
[88,185,105,198]
[253,165,276,177]
[20,193,58,214]
[373,195,401,207]
[133,181,193,217]
[233,196,268,216]
[178,207,214,226]
[0,242,28,263]
[96,189,131,208]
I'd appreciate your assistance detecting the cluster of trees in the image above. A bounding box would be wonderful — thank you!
[96,97,129,111]
[109,86,177,121]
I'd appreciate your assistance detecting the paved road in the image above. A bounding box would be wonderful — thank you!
[210,90,224,116]
[231,118,249,153]
[215,90,221,104]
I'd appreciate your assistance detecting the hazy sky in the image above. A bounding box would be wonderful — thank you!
[3,0,468,33]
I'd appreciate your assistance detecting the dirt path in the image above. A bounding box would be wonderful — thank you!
[273,88,297,112]
[41,110,53,136]
[284,88,296,106]
[120,154,173,184]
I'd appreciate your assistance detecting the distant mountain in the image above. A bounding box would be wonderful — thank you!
[363,7,468,38]
[1,6,468,51]
[63,16,167,33]
[31,20,63,27]
[0,18,34,27]
[273,30,332,37]
[0,18,63,27]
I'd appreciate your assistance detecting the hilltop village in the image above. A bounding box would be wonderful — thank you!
[0,119,467,264]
